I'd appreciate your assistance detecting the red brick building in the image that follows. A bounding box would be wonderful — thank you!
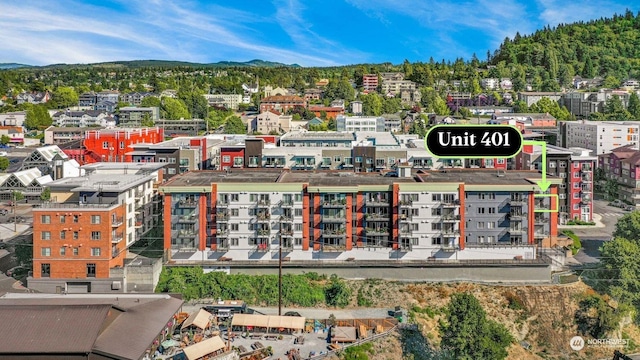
[308,106,345,120]
[259,96,306,114]
[83,127,164,162]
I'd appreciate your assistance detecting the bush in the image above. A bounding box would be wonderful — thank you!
[503,290,526,311]
[563,230,582,255]
[567,219,596,225]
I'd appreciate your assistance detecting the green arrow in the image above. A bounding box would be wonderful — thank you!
[523,140,551,192]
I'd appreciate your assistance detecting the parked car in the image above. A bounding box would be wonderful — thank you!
[0,209,7,216]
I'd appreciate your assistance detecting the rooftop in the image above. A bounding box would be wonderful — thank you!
[417,169,551,185]
[279,171,417,186]
[47,173,153,192]
[81,162,166,173]
[282,131,355,141]
[163,169,284,186]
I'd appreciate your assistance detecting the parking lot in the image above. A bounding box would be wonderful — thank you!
[225,328,333,359]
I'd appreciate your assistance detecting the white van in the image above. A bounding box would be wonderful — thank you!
[217,309,232,319]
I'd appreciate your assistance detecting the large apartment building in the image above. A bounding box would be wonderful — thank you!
[336,115,386,132]
[29,163,165,293]
[558,120,640,155]
[599,144,640,206]
[515,145,596,223]
[159,168,560,264]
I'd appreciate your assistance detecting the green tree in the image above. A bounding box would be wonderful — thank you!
[600,236,640,313]
[224,116,246,134]
[324,79,355,101]
[40,187,51,201]
[140,113,155,127]
[0,157,8,171]
[324,274,351,308]
[52,86,78,109]
[604,95,632,120]
[433,95,450,116]
[24,104,53,130]
[179,91,208,119]
[0,134,9,145]
[141,96,162,108]
[575,295,622,338]
[440,293,513,360]
[161,97,190,120]
[612,211,640,240]
[361,94,383,116]
[629,93,640,120]
[604,179,619,200]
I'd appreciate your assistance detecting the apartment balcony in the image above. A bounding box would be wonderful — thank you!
[442,228,460,236]
[280,229,294,238]
[508,229,526,235]
[534,217,547,225]
[366,199,390,207]
[177,200,198,208]
[216,200,229,207]
[322,230,347,239]
[442,199,460,208]
[280,240,294,251]
[365,227,389,236]
[322,215,346,223]
[440,244,457,252]
[216,213,230,222]
[510,199,526,206]
[111,217,124,227]
[364,213,390,221]
[534,232,549,239]
[177,230,197,238]
[442,214,460,222]
[399,214,413,222]
[322,200,346,208]
[582,173,592,182]
[509,213,524,221]
[177,215,197,224]
[255,199,271,207]
[399,228,413,235]
[581,193,592,204]
[215,241,229,251]
[399,199,413,207]
[399,241,413,251]
[581,165,593,172]
[216,229,230,238]
[252,242,270,252]
[280,200,294,208]
[279,215,294,223]
[111,232,124,244]
[256,214,271,222]
[256,229,271,237]
[320,244,346,252]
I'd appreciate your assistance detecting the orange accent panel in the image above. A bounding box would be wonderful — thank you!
[346,194,353,250]
[314,193,321,251]
[164,194,172,251]
[458,184,465,250]
[392,184,399,250]
[356,193,364,247]
[302,185,309,251]
[550,186,558,237]
[528,192,535,245]
[198,195,206,251]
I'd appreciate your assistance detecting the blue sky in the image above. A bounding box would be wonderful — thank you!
[0,0,634,67]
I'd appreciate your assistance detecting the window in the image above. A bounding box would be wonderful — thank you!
[295,194,302,202]
[295,209,303,216]
[432,194,442,201]
[102,141,109,149]
[295,223,303,231]
[91,248,101,256]
[412,223,420,231]
[334,156,341,162]
[60,231,66,240]
[230,224,239,231]
[432,237,442,245]
[60,247,66,256]
[73,231,79,240]
[87,263,96,277]
[120,141,124,149]
[497,158,505,164]
[234,157,243,166]
[355,156,363,163]
[60,215,66,223]
[73,215,79,223]
[431,223,441,230]
[295,238,303,246]
[478,222,485,229]
[573,183,580,189]
[41,231,51,240]
[573,172,580,178]
[230,209,239,216]
[91,231,101,240]
[168,168,176,175]
[231,194,239,201]
[559,161,567,168]
[411,208,419,216]
[431,208,442,216]
[250,194,257,202]
[222,155,230,163]
[477,207,485,214]
[41,215,50,224]
[73,247,79,256]
[41,247,51,256]
[487,222,495,229]
[91,215,101,224]
[488,207,496,214]
[230,238,239,246]
[478,236,485,243]
[41,264,50,277]
[549,162,556,168]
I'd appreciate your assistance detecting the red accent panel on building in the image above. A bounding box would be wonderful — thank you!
[356,192,364,247]
[220,147,245,169]
[458,184,465,250]
[255,135,278,145]
[550,186,559,237]
[83,127,164,162]
[313,193,321,251]
[345,194,353,251]
[528,192,535,245]
[392,184,399,250]
[199,195,206,251]
[164,194,172,252]
[302,185,310,251]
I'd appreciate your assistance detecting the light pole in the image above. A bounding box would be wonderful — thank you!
[13,191,17,233]
[278,236,282,316]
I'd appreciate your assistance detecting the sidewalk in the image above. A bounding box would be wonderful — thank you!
[558,213,606,230]
[0,223,30,242]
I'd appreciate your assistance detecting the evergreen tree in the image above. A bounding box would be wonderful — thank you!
[628,93,640,120]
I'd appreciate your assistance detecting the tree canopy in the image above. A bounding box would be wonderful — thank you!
[223,115,246,134]
[24,104,52,130]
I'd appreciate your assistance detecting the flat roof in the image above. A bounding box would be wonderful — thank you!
[279,171,418,186]
[47,173,153,191]
[282,131,355,141]
[417,169,552,185]
[163,170,284,186]
[81,162,165,172]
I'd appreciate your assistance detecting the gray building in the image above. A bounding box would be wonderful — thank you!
[336,115,386,132]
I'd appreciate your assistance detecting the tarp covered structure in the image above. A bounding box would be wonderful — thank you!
[231,314,305,331]
[181,309,212,330]
[182,336,226,360]
[331,326,357,343]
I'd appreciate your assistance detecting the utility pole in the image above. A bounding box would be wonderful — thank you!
[278,236,282,316]
[13,192,17,232]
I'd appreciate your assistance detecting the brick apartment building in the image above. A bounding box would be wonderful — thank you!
[514,144,596,223]
[599,144,640,206]
[159,168,561,264]
[29,163,165,293]
[83,127,165,162]
[259,95,307,114]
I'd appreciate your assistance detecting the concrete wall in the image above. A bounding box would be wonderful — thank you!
[465,191,511,244]
[125,257,163,292]
[27,276,124,293]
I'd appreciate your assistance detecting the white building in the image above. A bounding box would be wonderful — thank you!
[52,110,115,128]
[203,94,243,110]
[336,115,385,132]
[0,111,26,127]
[559,120,640,155]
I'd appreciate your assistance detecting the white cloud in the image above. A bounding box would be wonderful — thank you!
[536,0,630,26]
